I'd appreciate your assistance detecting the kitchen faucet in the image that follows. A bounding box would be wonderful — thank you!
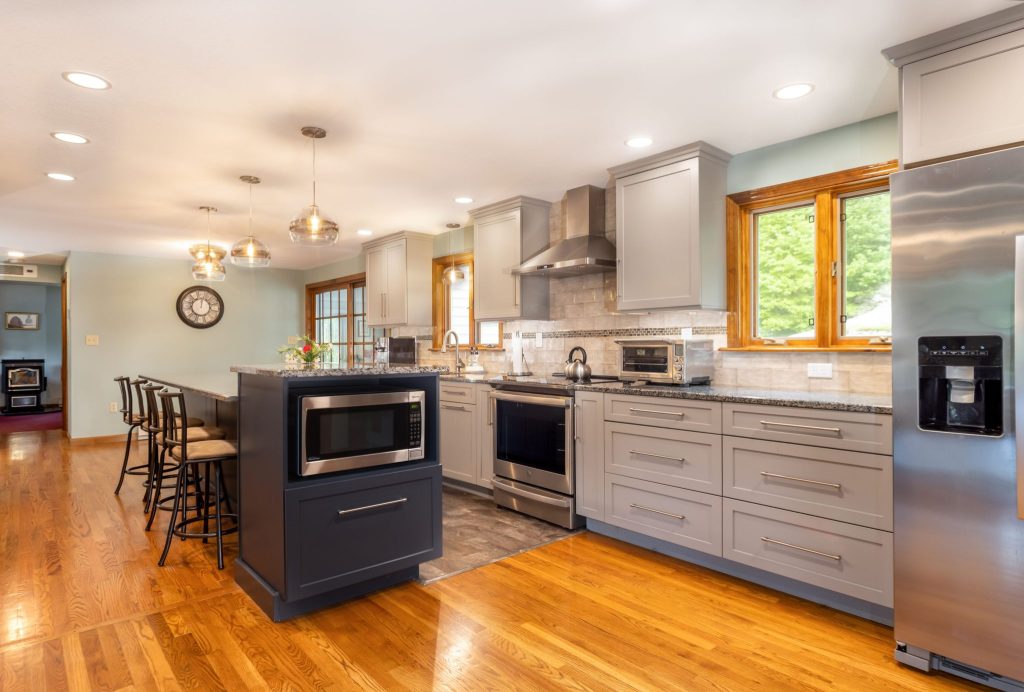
[441,330,464,375]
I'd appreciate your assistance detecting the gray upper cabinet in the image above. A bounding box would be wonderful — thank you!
[363,231,434,327]
[884,7,1024,165]
[469,196,550,320]
[608,141,730,311]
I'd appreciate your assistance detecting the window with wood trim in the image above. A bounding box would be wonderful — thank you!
[431,253,503,350]
[726,161,897,351]
[305,274,387,367]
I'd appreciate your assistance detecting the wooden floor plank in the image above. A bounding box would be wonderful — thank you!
[0,430,981,691]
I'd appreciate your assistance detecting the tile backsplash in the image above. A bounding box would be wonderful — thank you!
[397,187,892,395]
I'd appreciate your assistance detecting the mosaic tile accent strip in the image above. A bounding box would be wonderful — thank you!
[503,326,727,339]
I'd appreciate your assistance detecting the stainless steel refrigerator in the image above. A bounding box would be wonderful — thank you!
[892,145,1024,687]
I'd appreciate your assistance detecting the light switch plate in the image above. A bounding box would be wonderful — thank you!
[85,334,100,346]
[807,362,833,378]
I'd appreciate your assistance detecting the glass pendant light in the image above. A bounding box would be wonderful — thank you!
[289,126,339,246]
[442,223,465,284]
[231,175,271,267]
[190,206,226,281]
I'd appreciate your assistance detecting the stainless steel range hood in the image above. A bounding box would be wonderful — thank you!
[514,185,615,277]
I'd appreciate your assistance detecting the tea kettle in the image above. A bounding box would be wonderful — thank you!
[564,346,591,382]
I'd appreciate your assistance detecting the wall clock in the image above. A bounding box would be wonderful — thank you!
[176,285,224,329]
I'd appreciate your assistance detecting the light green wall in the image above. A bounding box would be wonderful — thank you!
[726,113,898,194]
[66,252,305,438]
[0,282,62,405]
[303,255,366,286]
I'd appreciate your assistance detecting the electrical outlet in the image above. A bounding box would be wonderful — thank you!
[108,402,118,413]
[807,362,833,379]
[535,332,543,347]
[679,327,693,338]
[85,334,100,346]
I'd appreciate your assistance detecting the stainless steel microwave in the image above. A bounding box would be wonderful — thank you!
[299,389,425,476]
[615,338,714,385]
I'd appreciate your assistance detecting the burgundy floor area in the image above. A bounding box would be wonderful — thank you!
[0,411,63,434]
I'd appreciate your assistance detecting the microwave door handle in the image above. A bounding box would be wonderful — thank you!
[1015,236,1024,519]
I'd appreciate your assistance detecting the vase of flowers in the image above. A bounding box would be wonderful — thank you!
[279,335,332,367]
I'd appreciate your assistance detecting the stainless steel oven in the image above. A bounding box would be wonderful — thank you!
[299,389,425,476]
[490,387,579,528]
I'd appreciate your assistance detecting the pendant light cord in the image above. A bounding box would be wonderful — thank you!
[248,181,254,240]
[311,137,317,207]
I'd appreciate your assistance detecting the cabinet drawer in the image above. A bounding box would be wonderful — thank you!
[440,382,476,403]
[722,403,892,455]
[723,437,892,530]
[284,465,442,600]
[605,394,721,434]
[605,475,722,556]
[605,422,721,494]
[723,498,893,606]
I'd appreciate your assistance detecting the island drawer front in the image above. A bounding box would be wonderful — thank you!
[722,404,892,455]
[605,422,722,494]
[723,498,893,606]
[723,437,892,531]
[284,464,442,601]
[605,474,722,556]
[440,382,477,403]
[604,394,721,434]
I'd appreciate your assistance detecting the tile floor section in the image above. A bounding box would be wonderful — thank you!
[420,484,576,583]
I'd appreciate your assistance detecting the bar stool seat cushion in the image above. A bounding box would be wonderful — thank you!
[169,439,237,462]
[157,426,226,445]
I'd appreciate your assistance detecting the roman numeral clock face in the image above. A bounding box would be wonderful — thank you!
[176,286,224,329]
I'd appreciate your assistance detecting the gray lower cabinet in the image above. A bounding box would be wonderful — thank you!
[722,498,893,607]
[575,390,605,519]
[605,421,722,495]
[284,463,442,602]
[722,402,892,455]
[605,474,722,556]
[440,400,477,484]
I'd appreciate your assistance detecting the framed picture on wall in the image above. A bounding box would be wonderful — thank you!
[4,312,39,330]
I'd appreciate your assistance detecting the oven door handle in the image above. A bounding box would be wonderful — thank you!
[491,477,571,508]
[489,390,572,408]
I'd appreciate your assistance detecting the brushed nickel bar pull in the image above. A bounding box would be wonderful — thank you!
[381,292,386,319]
[630,503,685,521]
[488,395,494,426]
[760,536,841,561]
[629,407,684,418]
[513,274,519,307]
[630,450,686,463]
[760,471,842,490]
[338,497,408,517]
[441,404,469,411]
[759,420,841,435]
[442,390,467,396]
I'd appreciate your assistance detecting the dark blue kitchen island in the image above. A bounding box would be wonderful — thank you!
[230,363,446,621]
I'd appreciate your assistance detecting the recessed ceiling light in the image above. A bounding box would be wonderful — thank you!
[625,136,653,149]
[773,83,814,100]
[7,251,25,258]
[356,228,373,236]
[62,72,111,90]
[46,172,75,181]
[51,131,89,144]
[454,196,473,204]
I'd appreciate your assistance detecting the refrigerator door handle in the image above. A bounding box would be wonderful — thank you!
[1015,235,1024,520]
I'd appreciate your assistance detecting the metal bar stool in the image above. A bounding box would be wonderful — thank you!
[157,389,238,570]
[113,376,149,495]
[143,384,225,531]
[134,379,204,510]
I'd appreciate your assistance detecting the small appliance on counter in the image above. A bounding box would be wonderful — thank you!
[615,338,713,385]
[464,348,485,374]
[563,346,591,382]
[375,336,418,366]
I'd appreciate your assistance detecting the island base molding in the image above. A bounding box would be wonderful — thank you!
[235,558,419,622]
[586,520,893,626]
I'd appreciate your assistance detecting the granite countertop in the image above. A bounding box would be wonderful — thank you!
[573,381,892,415]
[232,363,450,378]
[141,372,238,402]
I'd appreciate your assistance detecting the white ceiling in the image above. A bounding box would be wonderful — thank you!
[0,0,1012,270]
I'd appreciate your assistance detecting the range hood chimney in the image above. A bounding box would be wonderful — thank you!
[514,185,616,277]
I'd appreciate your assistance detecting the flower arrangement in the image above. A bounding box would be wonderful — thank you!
[279,335,332,365]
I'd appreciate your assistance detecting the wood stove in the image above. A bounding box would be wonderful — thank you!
[2,359,46,414]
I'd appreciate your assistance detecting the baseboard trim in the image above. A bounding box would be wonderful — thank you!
[68,433,127,447]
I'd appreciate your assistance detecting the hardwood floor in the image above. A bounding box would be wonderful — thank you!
[0,429,977,691]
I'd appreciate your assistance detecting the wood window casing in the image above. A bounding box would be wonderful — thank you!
[431,252,503,350]
[305,273,383,367]
[725,160,898,352]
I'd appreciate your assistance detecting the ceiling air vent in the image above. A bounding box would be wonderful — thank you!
[0,264,39,278]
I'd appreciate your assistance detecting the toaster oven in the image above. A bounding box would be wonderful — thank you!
[615,338,714,385]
